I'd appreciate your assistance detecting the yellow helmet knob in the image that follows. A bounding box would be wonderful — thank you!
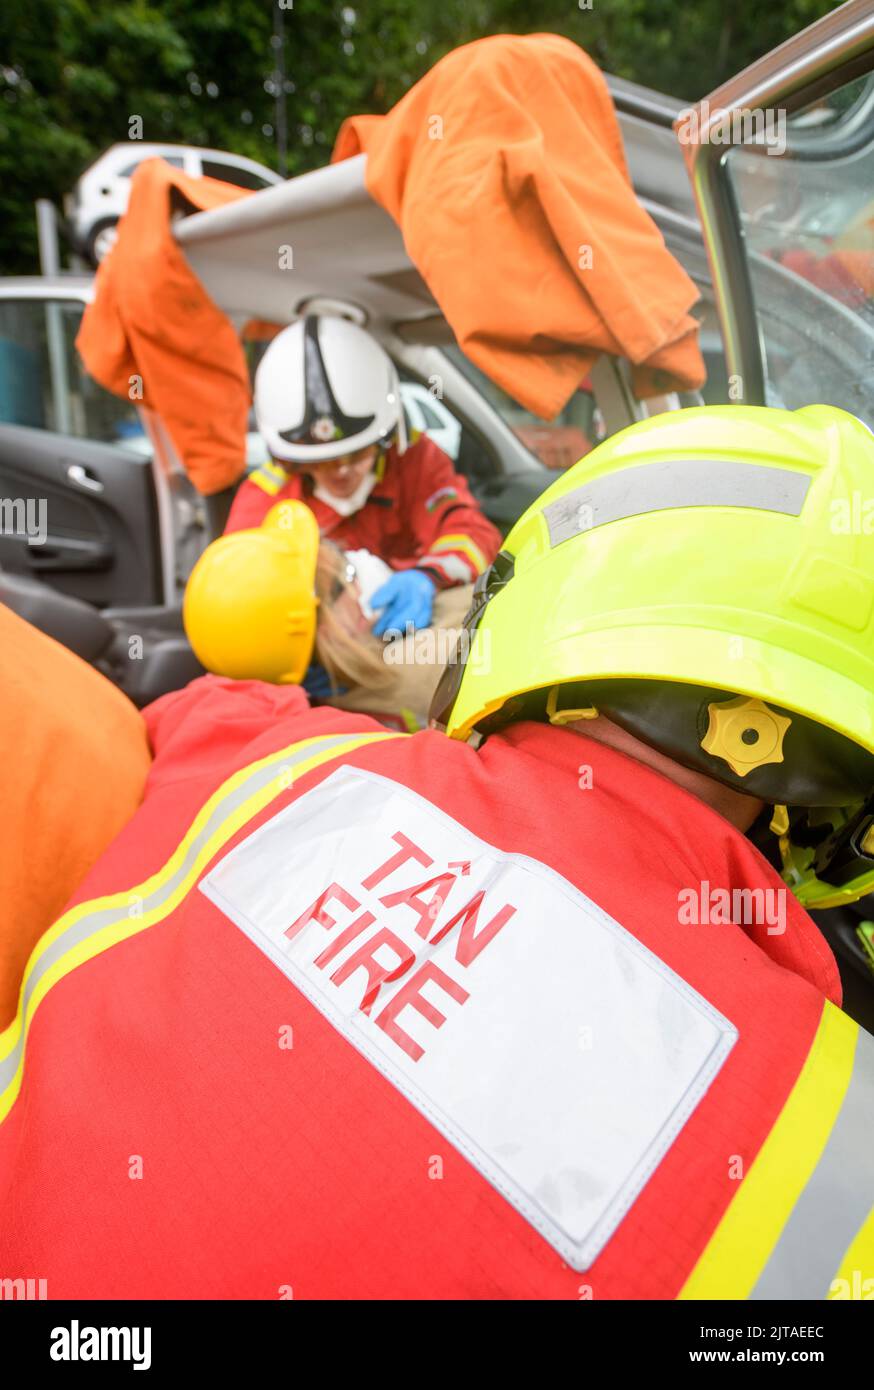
[701,695,791,778]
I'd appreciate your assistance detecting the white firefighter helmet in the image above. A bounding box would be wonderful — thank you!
[255,314,406,465]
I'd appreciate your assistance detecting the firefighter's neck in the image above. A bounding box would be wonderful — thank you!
[570,715,764,832]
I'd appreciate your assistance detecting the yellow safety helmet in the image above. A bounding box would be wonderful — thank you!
[430,404,874,908]
[183,500,319,684]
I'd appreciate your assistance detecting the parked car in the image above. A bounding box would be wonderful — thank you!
[64,143,284,264]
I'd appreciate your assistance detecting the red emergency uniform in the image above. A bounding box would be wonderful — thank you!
[0,677,871,1300]
[226,434,502,588]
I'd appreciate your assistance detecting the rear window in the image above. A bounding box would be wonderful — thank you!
[201,160,273,190]
[119,154,185,176]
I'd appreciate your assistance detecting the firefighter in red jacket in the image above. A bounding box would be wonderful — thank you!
[1,404,873,1300]
[228,314,501,637]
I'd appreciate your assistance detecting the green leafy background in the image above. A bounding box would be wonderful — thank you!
[0,0,842,273]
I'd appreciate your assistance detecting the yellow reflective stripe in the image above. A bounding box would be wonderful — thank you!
[4,732,361,998]
[430,532,488,574]
[250,468,284,497]
[0,731,401,1127]
[830,1205,874,1297]
[678,1001,856,1300]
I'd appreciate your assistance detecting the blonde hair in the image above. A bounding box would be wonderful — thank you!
[314,545,392,693]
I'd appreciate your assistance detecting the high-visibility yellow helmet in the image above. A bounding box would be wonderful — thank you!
[430,404,874,908]
[183,500,319,684]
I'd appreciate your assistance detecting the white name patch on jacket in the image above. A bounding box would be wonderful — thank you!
[201,767,736,1271]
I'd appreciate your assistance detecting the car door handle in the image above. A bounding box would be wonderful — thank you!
[67,463,104,494]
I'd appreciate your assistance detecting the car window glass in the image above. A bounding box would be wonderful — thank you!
[417,395,445,431]
[0,299,150,453]
[119,154,185,176]
[398,379,465,466]
[201,159,272,190]
[724,72,874,428]
[443,344,605,470]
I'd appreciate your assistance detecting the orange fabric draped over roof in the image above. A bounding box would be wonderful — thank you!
[76,160,252,495]
[333,33,706,415]
[0,604,151,1027]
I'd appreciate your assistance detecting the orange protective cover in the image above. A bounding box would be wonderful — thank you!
[0,604,151,1026]
[76,159,252,495]
[334,33,706,414]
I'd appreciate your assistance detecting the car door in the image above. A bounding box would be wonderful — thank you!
[0,288,164,606]
[680,0,874,431]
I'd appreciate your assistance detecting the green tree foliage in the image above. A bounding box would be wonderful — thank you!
[0,0,842,273]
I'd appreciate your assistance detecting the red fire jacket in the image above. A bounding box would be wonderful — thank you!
[225,434,502,588]
[0,676,870,1300]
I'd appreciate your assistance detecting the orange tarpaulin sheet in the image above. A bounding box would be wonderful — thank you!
[333,33,706,415]
[0,604,151,1028]
[76,161,252,495]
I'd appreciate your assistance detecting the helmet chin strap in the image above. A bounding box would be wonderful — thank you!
[393,405,409,455]
[388,366,408,454]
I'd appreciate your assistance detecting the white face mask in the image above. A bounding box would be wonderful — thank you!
[313,470,379,518]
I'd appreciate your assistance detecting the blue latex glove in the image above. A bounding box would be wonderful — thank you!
[371,569,435,637]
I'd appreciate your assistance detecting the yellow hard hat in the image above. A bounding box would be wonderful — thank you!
[183,500,319,684]
[430,403,874,907]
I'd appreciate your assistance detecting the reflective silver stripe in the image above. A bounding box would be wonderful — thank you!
[0,733,367,1097]
[419,553,472,583]
[750,1026,874,1300]
[543,459,811,547]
